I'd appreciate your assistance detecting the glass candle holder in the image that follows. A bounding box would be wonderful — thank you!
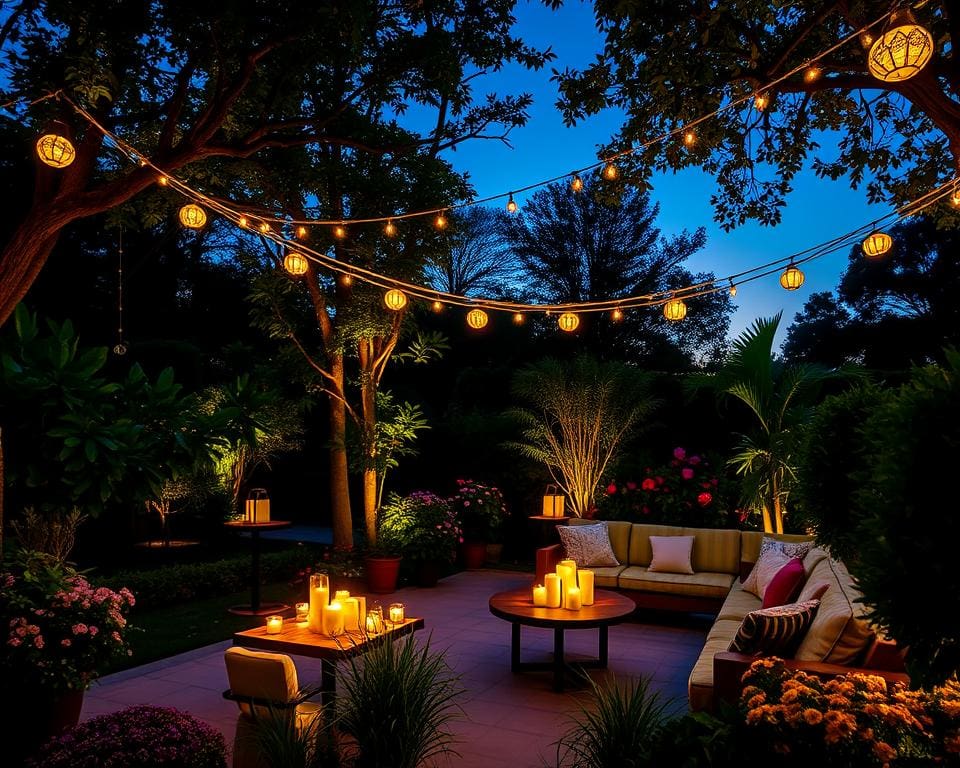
[265,615,283,634]
[388,602,405,625]
[308,573,330,633]
[365,604,385,635]
[295,602,309,623]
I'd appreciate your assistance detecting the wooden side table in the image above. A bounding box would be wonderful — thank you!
[527,514,570,550]
[224,520,292,615]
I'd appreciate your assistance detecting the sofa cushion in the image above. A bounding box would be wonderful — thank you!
[794,558,875,664]
[717,579,761,622]
[762,557,806,608]
[628,524,684,567]
[742,547,795,598]
[740,531,817,565]
[590,565,627,589]
[648,535,695,574]
[802,547,829,578]
[618,566,734,599]
[687,618,742,712]
[729,599,821,656]
[558,522,619,567]
[569,518,632,565]
[685,527,741,574]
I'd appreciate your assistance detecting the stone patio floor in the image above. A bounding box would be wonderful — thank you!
[82,570,709,767]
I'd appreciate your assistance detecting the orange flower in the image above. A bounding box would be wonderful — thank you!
[872,740,897,763]
[803,708,824,725]
[945,732,960,754]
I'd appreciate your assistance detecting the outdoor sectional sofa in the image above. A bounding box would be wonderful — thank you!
[535,519,908,711]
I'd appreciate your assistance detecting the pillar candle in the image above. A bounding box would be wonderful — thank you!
[335,589,351,602]
[532,584,547,607]
[308,585,329,633]
[578,569,595,606]
[566,586,582,611]
[265,615,283,634]
[356,597,366,629]
[544,573,561,608]
[322,601,344,637]
[556,561,577,608]
[342,597,360,632]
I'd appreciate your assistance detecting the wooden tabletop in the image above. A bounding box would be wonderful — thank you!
[233,616,424,660]
[489,588,634,630]
[527,515,571,522]
[224,520,292,531]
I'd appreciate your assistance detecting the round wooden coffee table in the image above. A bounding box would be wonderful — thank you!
[488,587,635,691]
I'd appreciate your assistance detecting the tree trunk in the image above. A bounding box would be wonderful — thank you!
[0,211,66,326]
[327,355,353,550]
[0,427,4,555]
[358,339,378,544]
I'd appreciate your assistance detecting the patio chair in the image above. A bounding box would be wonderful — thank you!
[223,647,323,768]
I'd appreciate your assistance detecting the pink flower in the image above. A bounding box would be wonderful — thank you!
[641,478,656,491]
[33,636,44,649]
[61,639,72,648]
[642,505,650,515]
[88,626,99,637]
[673,447,686,460]
[688,455,701,465]
[626,481,637,491]
[681,468,694,480]
[72,623,88,635]
[655,476,665,486]
[697,492,712,507]
[463,501,470,507]
[606,483,617,495]
[8,637,21,647]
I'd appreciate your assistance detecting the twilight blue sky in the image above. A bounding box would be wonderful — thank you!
[438,0,889,345]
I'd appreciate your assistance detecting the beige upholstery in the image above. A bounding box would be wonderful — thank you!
[589,565,627,588]
[628,524,684,566]
[225,647,321,768]
[569,519,632,565]
[618,566,734,599]
[740,531,816,564]
[687,619,742,712]
[685,527,740,574]
[716,578,761,622]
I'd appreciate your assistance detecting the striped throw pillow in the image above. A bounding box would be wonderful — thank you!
[729,599,821,657]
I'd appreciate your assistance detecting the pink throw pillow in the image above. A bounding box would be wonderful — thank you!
[648,535,695,574]
[761,557,805,608]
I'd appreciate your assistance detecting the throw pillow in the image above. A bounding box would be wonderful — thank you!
[648,535,695,574]
[558,523,619,567]
[742,547,794,599]
[729,599,821,657]
[761,557,805,608]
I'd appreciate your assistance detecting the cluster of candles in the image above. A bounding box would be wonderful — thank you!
[532,559,594,610]
[262,573,406,637]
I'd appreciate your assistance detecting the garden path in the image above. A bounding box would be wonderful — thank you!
[82,570,708,767]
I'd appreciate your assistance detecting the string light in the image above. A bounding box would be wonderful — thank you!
[780,262,805,290]
[683,130,696,147]
[157,175,169,186]
[178,203,207,229]
[753,92,769,111]
[333,224,347,239]
[862,231,893,259]
[434,211,448,230]
[36,132,75,168]
[558,312,580,332]
[804,66,822,83]
[570,174,584,193]
[384,219,397,237]
[729,280,738,297]
[384,289,407,310]
[663,298,687,322]
[238,216,249,228]
[284,251,309,276]
[432,300,443,312]
[466,308,489,329]
[296,225,308,239]
[340,274,353,286]
[506,193,518,213]
[951,189,960,208]
[512,312,525,325]
[259,222,271,234]
[602,162,618,180]
[611,307,623,322]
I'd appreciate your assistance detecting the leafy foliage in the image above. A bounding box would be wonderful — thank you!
[377,491,461,563]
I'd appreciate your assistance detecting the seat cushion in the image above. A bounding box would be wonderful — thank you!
[589,565,627,588]
[225,647,299,718]
[687,618,742,712]
[618,566,734,599]
[717,579,762,622]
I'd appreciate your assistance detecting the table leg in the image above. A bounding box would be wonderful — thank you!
[553,628,565,692]
[511,623,521,673]
[249,529,262,613]
[598,625,609,667]
[321,658,337,708]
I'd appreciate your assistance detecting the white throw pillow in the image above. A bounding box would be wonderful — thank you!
[648,535,695,574]
[742,547,795,598]
[558,523,619,567]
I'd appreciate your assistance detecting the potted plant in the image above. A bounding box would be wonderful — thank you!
[365,517,404,595]
[379,491,462,587]
[449,479,508,569]
[0,549,136,763]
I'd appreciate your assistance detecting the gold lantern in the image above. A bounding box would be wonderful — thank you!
[542,485,565,518]
[570,174,584,193]
[178,203,207,229]
[663,297,687,321]
[867,10,933,83]
[283,251,308,276]
[244,488,271,523]
[862,231,893,259]
[557,312,580,332]
[466,308,489,329]
[36,132,76,168]
[383,289,407,311]
[780,263,805,291]
[729,281,738,297]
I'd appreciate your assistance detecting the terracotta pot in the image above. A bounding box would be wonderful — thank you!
[485,542,504,564]
[6,687,84,764]
[414,559,441,588]
[365,556,402,594]
[462,541,487,570]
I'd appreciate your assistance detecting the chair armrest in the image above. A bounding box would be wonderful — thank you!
[535,544,562,584]
[223,689,305,710]
[713,652,911,708]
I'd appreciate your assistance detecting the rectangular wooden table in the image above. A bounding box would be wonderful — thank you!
[233,616,424,703]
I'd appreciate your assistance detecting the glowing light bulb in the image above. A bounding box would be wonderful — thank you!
[570,174,584,193]
[432,300,443,312]
[384,219,397,237]
[259,222,271,234]
[804,66,822,83]
[434,211,448,230]
[157,175,169,186]
[513,312,525,325]
[729,282,738,297]
[611,308,623,322]
[951,189,960,208]
[340,274,353,286]
[602,162,618,180]
[334,224,346,239]
[238,216,249,228]
[296,225,308,239]
[754,92,769,111]
[683,130,696,147]
[506,194,518,213]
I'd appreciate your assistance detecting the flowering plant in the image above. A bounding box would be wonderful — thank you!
[449,479,507,542]
[379,491,462,563]
[598,447,734,527]
[739,657,960,765]
[0,550,135,692]
[28,705,227,767]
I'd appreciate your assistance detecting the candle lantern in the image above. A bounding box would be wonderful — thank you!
[366,603,385,635]
[36,128,76,169]
[265,615,283,634]
[389,602,405,625]
[295,602,309,624]
[178,203,207,229]
[244,488,271,523]
[542,484,565,518]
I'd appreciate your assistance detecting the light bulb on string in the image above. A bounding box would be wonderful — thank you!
[729,280,738,297]
[570,174,584,193]
[340,274,353,287]
[238,216,249,228]
[804,66,822,83]
[384,219,397,237]
[432,300,443,313]
[506,194,518,213]
[683,130,697,147]
[602,161,618,180]
[296,225,308,239]
[512,312,525,325]
[333,224,347,240]
[951,188,960,208]
[753,92,769,111]
[611,307,624,322]
[780,262,805,290]
[259,222,271,234]
[157,175,169,186]
[434,211,448,230]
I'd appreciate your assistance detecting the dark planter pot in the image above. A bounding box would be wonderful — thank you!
[414,559,441,588]
[485,542,504,564]
[365,556,402,594]
[6,687,84,764]
[462,541,487,570]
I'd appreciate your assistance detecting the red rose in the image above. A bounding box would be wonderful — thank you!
[689,455,701,465]
[697,492,712,507]
[641,478,656,491]
[606,483,617,495]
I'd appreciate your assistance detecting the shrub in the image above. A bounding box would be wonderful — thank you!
[449,479,507,542]
[29,705,227,767]
[379,491,462,563]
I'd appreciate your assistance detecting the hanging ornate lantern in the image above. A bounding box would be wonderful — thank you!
[36,132,76,168]
[383,289,407,311]
[663,297,687,321]
[867,10,933,83]
[283,251,308,276]
[780,263,805,290]
[178,203,207,229]
[862,231,893,260]
[466,308,489,329]
[557,312,580,332]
